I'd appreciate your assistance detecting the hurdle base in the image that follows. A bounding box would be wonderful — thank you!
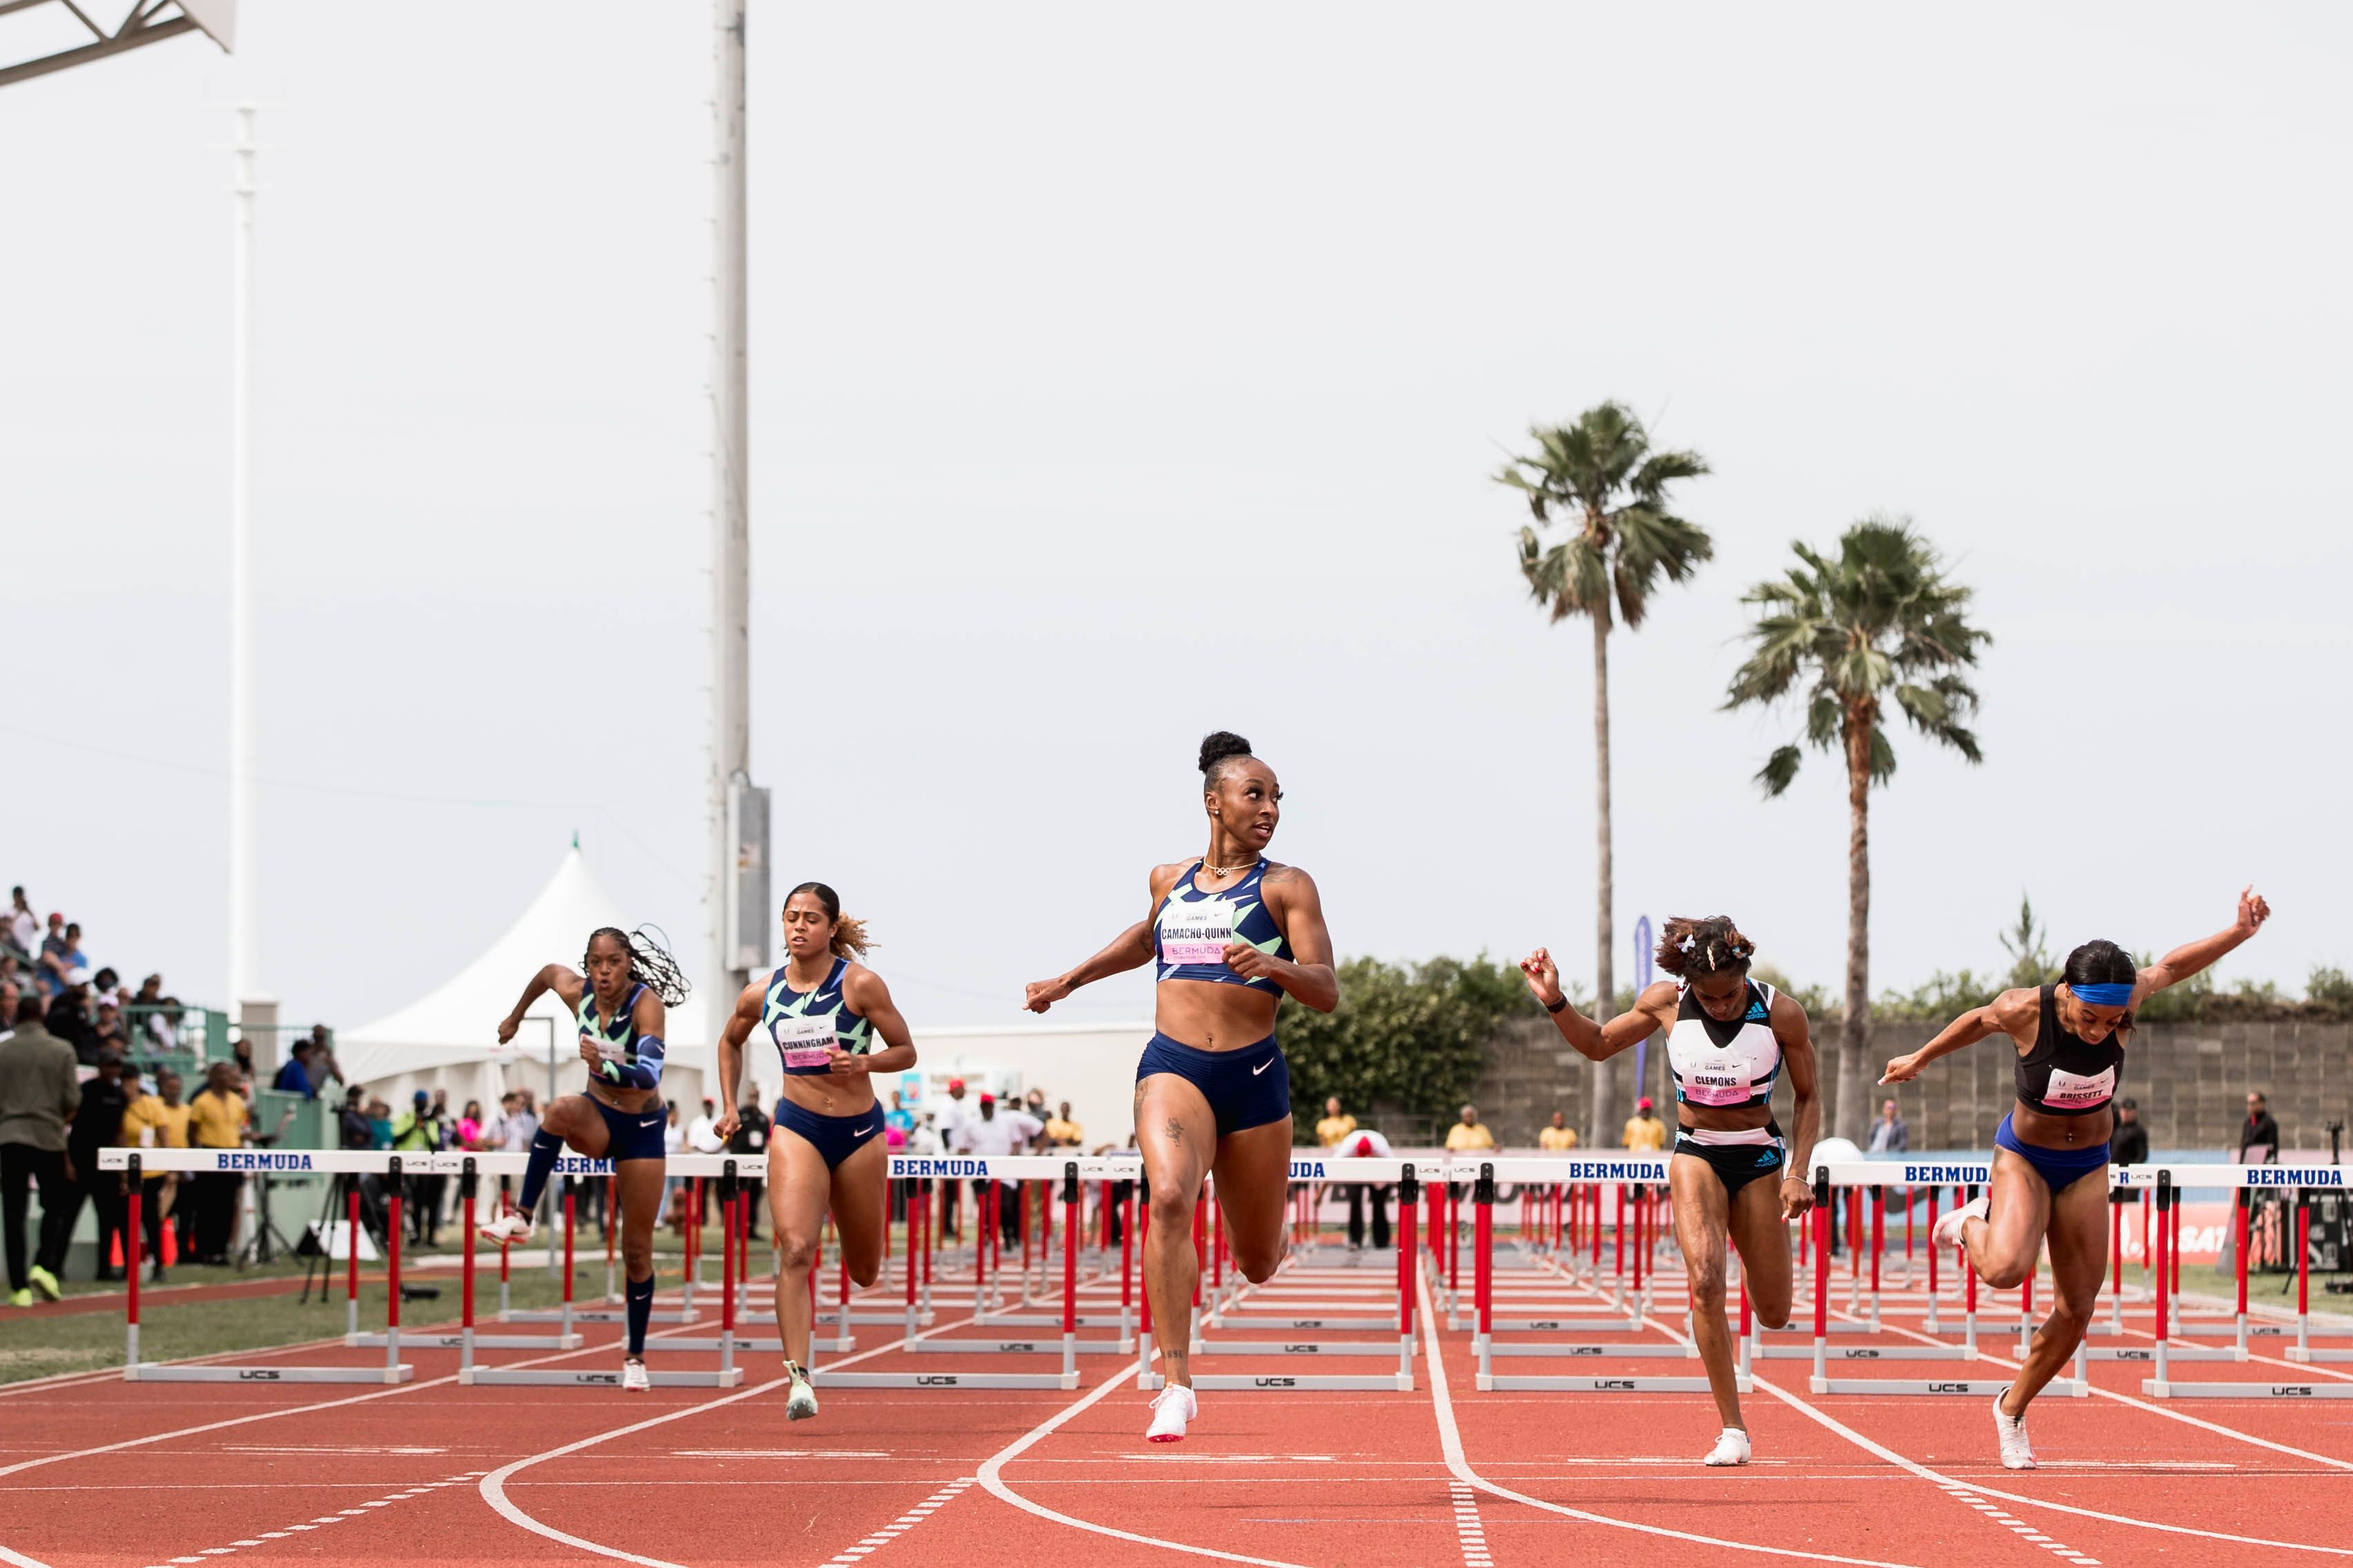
[915,1337,1132,1355]
[1144,1372,1414,1391]
[1810,1377,2080,1397]
[460,1366,745,1387]
[1479,1373,1746,1393]
[816,1371,1081,1390]
[350,1331,582,1350]
[1488,1318,1642,1333]
[2141,1378,2353,1398]
[1750,1344,1962,1361]
[2285,1347,2353,1363]
[126,1362,413,1384]
[504,1308,699,1324]
[1191,1338,1399,1356]
[1486,1343,1700,1360]
[2075,1345,2237,1362]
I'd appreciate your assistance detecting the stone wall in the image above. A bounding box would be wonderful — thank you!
[1470,1015,2353,1155]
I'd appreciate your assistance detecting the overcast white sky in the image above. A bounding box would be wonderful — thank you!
[4,3,2347,1039]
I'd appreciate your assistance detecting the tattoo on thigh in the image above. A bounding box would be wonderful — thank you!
[1164,1118,1184,1145]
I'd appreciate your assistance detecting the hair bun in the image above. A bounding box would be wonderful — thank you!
[1198,731,1254,775]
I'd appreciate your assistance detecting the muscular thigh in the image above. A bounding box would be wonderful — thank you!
[613,1160,664,1239]
[1724,1170,1793,1313]
[1668,1159,1731,1289]
[827,1135,890,1270]
[767,1131,836,1241]
[1987,1149,2052,1256]
[1210,1118,1292,1256]
[1136,1074,1214,1204]
[2040,1171,2110,1311]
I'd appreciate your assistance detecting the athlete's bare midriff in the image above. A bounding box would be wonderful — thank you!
[1152,977,1279,1054]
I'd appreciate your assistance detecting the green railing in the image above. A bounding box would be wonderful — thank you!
[117,1009,339,1149]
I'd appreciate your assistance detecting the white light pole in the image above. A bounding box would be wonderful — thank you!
[228,102,260,1013]
[709,0,751,1004]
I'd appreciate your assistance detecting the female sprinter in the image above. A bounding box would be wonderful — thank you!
[1886,886,2272,1470]
[1024,731,1338,1442]
[713,883,915,1422]
[483,926,691,1393]
[1519,915,1820,1467]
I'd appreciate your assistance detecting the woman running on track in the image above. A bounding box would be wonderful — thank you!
[1519,915,1820,1467]
[1025,731,1338,1442]
[714,882,916,1422]
[1885,885,2272,1471]
[483,926,691,1394]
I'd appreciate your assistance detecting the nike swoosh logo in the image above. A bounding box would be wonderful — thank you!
[1252,1059,1273,1075]
[639,1117,662,1127]
[859,1123,879,1136]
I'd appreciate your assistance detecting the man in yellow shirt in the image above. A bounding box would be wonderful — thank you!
[1043,1101,1084,1147]
[1537,1110,1579,1151]
[1621,1097,1667,1153]
[119,1069,191,1281]
[1314,1097,1356,1148]
[186,1062,248,1266]
[1443,1104,1495,1152]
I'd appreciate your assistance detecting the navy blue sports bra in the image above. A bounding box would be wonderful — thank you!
[762,957,875,1077]
[1152,860,1288,998]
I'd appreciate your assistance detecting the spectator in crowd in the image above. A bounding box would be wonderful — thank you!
[935,1078,972,1240]
[271,1040,322,1098]
[684,1098,725,1229]
[1869,1097,1909,1153]
[63,1047,131,1281]
[1445,1103,1496,1153]
[0,980,14,1044]
[228,1036,259,1099]
[954,1093,1043,1247]
[907,1109,942,1156]
[119,1066,191,1282]
[36,915,75,998]
[1045,1100,1084,1147]
[89,966,124,1011]
[1619,1098,1666,1153]
[1315,1095,1355,1147]
[1538,1109,1579,1151]
[366,1098,395,1150]
[1332,1125,1393,1258]
[45,971,99,1065]
[456,1099,486,1150]
[1,991,79,1303]
[729,1085,769,1238]
[91,995,129,1055]
[131,975,182,1051]
[337,1084,374,1149]
[495,1089,537,1212]
[884,1091,916,1138]
[186,1060,249,1265]
[2111,1098,2149,1166]
[390,1091,447,1244]
[5,890,37,963]
[303,1025,344,1090]
[2239,1091,2281,1163]
[1023,1086,1050,1129]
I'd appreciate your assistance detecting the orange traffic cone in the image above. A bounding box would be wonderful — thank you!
[109,1233,124,1269]
[161,1224,179,1267]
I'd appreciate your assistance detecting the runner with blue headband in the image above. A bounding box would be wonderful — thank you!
[1881,885,2271,1472]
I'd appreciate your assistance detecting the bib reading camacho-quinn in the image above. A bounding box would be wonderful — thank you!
[1152,860,1288,997]
[762,956,875,1076]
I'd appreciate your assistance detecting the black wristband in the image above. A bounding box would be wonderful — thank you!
[1544,993,1569,1014]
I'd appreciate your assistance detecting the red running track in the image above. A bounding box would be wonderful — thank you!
[3,1254,2350,1568]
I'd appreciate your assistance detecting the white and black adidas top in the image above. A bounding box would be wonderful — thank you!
[1666,980,1784,1111]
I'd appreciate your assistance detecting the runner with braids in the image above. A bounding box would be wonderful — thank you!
[1519,915,1820,1467]
[1025,731,1339,1442]
[1887,886,2272,1471]
[714,883,916,1421]
[483,925,691,1393]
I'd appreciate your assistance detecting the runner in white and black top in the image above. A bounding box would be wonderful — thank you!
[1884,886,2271,1471]
[1521,916,1821,1467]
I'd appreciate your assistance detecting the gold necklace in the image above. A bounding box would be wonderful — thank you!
[1202,853,1261,878]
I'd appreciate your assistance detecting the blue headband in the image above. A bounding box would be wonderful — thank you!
[2070,982,2134,1009]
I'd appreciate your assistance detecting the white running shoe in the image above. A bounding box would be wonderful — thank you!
[1704,1428,1752,1467]
[785,1365,819,1421]
[478,1210,535,1248]
[1146,1382,1197,1443]
[1934,1195,1988,1251]
[1993,1395,2036,1470]
[621,1358,650,1394]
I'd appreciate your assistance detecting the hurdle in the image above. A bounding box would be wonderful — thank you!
[454,1154,744,1387]
[501,1157,700,1327]
[2127,1165,2353,1399]
[98,1149,415,1384]
[2289,1186,2353,1364]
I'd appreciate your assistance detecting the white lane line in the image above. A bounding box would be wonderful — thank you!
[1749,1373,2352,1556]
[114,1472,485,1568]
[1421,1271,1924,1568]
[1448,1480,1494,1567]
[815,1478,975,1568]
[476,1307,994,1567]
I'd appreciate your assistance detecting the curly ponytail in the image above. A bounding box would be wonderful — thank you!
[785,881,874,960]
[1655,915,1755,978]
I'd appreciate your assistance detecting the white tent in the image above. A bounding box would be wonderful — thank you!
[338,846,713,1120]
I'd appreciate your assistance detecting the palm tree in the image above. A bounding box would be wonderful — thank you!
[1498,402,1710,1145]
[1724,517,1989,1141]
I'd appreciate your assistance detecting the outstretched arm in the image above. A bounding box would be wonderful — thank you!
[1025,920,1156,1013]
[2138,886,2271,998]
[1517,950,1668,1062]
[1880,986,2038,1084]
[498,964,579,1045]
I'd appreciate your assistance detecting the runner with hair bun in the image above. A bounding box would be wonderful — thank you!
[1519,915,1820,1467]
[484,925,692,1393]
[714,882,916,1422]
[1025,731,1339,1442]
[1886,886,2271,1470]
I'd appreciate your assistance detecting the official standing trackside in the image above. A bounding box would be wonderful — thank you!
[934,1078,972,1240]
[65,1048,132,1280]
[1537,1111,1578,1151]
[954,1094,1045,1249]
[186,1062,249,1266]
[0,992,79,1304]
[120,1069,191,1281]
[1333,1127,1392,1256]
[1622,1098,1667,1152]
[729,1090,770,1240]
[2110,1100,2149,1167]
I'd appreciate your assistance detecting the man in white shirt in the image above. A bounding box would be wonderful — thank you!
[1334,1127,1395,1259]
[934,1078,972,1240]
[951,1094,1043,1249]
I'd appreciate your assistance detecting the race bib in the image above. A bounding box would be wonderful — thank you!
[1161,898,1237,966]
[773,1014,836,1069]
[1680,1072,1752,1107]
[582,1031,626,1064]
[2042,1065,2115,1109]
